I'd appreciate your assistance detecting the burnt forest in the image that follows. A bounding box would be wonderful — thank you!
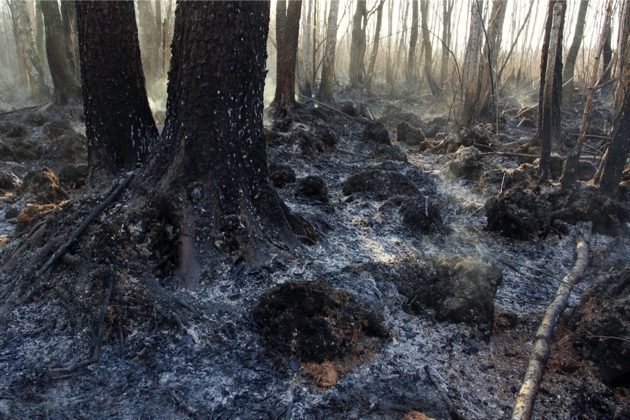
[0,0,629,418]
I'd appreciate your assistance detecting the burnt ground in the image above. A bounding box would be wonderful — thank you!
[0,88,629,419]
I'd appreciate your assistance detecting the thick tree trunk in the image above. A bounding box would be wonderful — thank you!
[406,0,419,86]
[562,0,588,99]
[7,0,49,102]
[539,1,565,181]
[318,0,340,102]
[76,1,157,178]
[440,0,453,85]
[349,0,367,87]
[366,0,385,90]
[457,0,484,126]
[41,0,80,105]
[34,1,46,67]
[158,1,309,266]
[273,0,302,110]
[420,0,440,97]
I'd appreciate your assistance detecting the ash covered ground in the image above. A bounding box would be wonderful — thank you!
[0,90,629,419]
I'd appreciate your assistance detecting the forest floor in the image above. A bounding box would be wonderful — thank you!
[0,87,629,419]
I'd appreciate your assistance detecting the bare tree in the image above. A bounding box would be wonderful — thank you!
[273,0,302,110]
[60,0,79,78]
[7,0,49,102]
[41,0,80,104]
[420,0,440,96]
[366,0,385,90]
[563,0,588,100]
[457,0,484,126]
[539,1,565,180]
[76,1,158,177]
[349,0,367,87]
[406,0,419,86]
[440,0,454,85]
[599,3,630,194]
[301,0,314,97]
[318,0,340,102]
[478,0,507,120]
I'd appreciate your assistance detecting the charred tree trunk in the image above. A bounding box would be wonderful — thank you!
[34,1,46,67]
[76,1,158,178]
[539,1,565,181]
[385,0,394,90]
[349,0,367,87]
[273,0,302,111]
[136,0,159,89]
[602,23,612,82]
[478,0,507,120]
[406,0,419,86]
[420,0,440,96]
[158,1,310,267]
[366,0,385,90]
[41,0,80,104]
[318,0,340,102]
[440,0,453,85]
[600,6,630,194]
[563,0,588,99]
[457,0,484,126]
[7,0,49,102]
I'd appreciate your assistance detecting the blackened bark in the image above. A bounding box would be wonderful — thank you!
[366,0,385,90]
[273,0,302,110]
[600,87,630,194]
[602,26,612,82]
[60,0,79,77]
[534,1,556,145]
[41,0,80,104]
[318,0,340,102]
[159,2,310,264]
[420,0,440,97]
[563,0,588,95]
[76,1,157,177]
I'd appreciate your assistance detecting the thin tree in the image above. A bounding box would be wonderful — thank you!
[366,0,385,90]
[349,0,367,87]
[440,0,454,85]
[76,1,158,177]
[419,0,440,96]
[318,0,340,102]
[561,0,612,189]
[60,0,79,78]
[385,0,395,89]
[406,0,419,86]
[539,1,565,181]
[478,0,507,120]
[301,0,314,97]
[41,0,80,104]
[563,0,588,101]
[273,0,302,110]
[158,1,311,267]
[7,0,49,102]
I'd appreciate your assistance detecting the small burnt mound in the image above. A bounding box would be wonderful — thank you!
[253,280,389,369]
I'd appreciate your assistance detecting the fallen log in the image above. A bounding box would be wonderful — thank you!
[511,221,593,420]
[35,171,135,278]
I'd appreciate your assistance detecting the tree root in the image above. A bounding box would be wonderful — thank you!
[511,221,592,420]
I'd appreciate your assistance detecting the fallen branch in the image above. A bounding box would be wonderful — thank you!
[424,365,466,420]
[512,221,592,420]
[35,172,134,278]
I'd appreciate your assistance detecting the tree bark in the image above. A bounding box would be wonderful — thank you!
[562,0,588,99]
[158,1,310,266]
[273,0,302,110]
[60,0,79,78]
[41,0,80,105]
[7,0,50,102]
[76,1,158,178]
[301,0,313,97]
[539,1,565,181]
[349,0,367,87]
[457,0,484,126]
[385,0,394,89]
[420,0,440,97]
[406,0,419,86]
[317,0,340,102]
